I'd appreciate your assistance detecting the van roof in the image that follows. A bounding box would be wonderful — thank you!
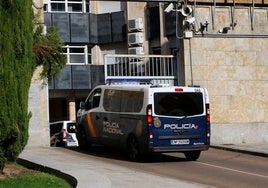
[97,84,206,92]
[50,120,76,125]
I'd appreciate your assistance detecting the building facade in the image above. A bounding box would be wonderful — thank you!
[29,0,268,146]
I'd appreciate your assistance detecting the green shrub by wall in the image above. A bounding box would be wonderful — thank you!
[0,0,34,169]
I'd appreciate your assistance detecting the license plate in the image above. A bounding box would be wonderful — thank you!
[67,142,78,147]
[171,139,190,145]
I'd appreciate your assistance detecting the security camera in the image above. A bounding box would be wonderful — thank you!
[185,17,195,24]
[164,3,174,13]
[181,6,192,17]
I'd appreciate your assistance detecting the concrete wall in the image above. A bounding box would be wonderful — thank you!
[28,67,50,147]
[183,6,268,144]
[27,0,50,147]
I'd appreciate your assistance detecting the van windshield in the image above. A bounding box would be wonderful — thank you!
[154,92,204,116]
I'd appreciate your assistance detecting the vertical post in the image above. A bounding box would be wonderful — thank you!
[175,3,185,86]
[189,39,193,86]
[67,90,76,121]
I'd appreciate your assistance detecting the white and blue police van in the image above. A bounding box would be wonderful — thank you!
[76,80,210,161]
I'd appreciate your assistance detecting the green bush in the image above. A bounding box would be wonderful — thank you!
[0,1,66,172]
[0,0,33,170]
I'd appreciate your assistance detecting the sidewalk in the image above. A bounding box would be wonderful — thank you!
[18,146,213,188]
[18,144,267,188]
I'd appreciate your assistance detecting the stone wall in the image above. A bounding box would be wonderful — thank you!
[183,6,268,144]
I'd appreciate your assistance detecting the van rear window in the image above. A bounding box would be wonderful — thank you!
[154,92,204,116]
[67,123,77,133]
[50,123,63,135]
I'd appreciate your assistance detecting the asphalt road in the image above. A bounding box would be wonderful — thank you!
[71,146,268,188]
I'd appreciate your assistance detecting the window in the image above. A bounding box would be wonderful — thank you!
[45,0,90,13]
[103,89,121,112]
[154,92,204,116]
[103,89,144,113]
[63,45,91,65]
[50,123,63,135]
[67,122,77,133]
[85,88,102,110]
[121,90,144,112]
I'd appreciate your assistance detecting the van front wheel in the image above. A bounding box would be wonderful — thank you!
[127,135,141,161]
[77,126,90,150]
[184,151,201,161]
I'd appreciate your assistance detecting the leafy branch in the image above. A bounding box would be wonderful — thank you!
[33,25,66,81]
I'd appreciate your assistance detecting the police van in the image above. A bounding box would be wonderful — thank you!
[50,121,79,147]
[76,80,210,161]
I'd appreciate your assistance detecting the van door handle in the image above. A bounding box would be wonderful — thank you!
[103,117,108,121]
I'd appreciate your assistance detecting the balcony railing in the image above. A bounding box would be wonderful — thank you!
[104,54,176,85]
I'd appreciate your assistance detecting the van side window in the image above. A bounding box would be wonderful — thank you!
[121,90,143,112]
[103,89,121,112]
[103,89,144,112]
[86,88,101,109]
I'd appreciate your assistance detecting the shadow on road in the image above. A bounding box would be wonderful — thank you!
[68,145,188,163]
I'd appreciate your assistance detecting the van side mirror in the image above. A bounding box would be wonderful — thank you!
[79,101,86,109]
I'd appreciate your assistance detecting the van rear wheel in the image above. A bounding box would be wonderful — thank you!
[77,126,90,150]
[184,151,201,161]
[127,135,141,161]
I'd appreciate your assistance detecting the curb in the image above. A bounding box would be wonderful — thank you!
[17,158,77,188]
[211,145,268,158]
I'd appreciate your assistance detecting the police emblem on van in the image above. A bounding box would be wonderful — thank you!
[153,117,161,128]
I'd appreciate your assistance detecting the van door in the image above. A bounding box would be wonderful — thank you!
[150,88,209,151]
[78,88,103,143]
[102,89,123,146]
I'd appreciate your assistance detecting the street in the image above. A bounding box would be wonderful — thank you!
[71,146,268,188]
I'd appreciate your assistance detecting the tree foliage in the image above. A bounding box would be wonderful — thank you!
[0,0,34,169]
[0,1,66,172]
[33,25,66,81]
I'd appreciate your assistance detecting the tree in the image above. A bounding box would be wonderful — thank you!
[33,25,66,81]
[0,1,65,173]
[0,0,34,171]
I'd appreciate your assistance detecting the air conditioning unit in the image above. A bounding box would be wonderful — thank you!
[128,32,144,45]
[128,18,143,31]
[128,47,144,54]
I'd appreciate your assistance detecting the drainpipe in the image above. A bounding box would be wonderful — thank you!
[175,3,185,86]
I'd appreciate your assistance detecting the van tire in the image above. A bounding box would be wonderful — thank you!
[127,135,141,161]
[77,126,90,150]
[55,141,61,147]
[184,151,201,161]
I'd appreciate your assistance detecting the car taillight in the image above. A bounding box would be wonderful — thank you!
[206,103,211,144]
[146,104,153,124]
[62,129,67,140]
[175,88,183,92]
[149,131,153,139]
[207,129,210,137]
[206,104,210,123]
